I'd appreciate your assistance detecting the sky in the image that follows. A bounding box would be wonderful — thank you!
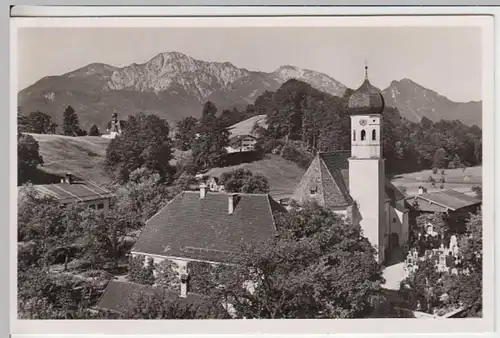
[17,26,482,102]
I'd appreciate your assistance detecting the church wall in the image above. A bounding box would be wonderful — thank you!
[396,208,409,247]
[348,158,386,262]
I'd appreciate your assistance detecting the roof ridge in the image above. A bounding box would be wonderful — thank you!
[183,190,271,197]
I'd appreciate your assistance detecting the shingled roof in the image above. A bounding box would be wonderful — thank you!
[24,181,113,204]
[291,150,405,209]
[408,189,481,212]
[132,191,285,263]
[96,280,210,314]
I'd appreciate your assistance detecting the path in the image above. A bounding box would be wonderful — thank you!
[381,262,406,290]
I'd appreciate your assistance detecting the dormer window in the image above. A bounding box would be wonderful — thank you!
[310,187,317,195]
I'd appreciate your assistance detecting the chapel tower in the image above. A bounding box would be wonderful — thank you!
[347,65,387,262]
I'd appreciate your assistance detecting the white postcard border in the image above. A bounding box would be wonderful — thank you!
[9,10,496,335]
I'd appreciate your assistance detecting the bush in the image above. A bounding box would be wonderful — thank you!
[281,144,313,169]
[82,269,113,280]
[127,255,155,285]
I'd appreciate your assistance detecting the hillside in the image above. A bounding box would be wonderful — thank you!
[228,114,268,137]
[382,79,482,126]
[206,154,306,199]
[29,133,191,185]
[28,133,112,184]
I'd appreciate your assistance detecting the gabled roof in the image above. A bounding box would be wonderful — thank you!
[132,191,285,263]
[291,150,406,209]
[96,280,209,314]
[25,181,113,204]
[408,189,481,212]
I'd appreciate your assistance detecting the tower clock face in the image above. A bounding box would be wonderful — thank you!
[359,119,367,126]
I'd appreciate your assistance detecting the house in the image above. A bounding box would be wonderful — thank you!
[95,280,216,316]
[290,66,409,264]
[406,189,481,215]
[226,134,258,153]
[130,186,286,294]
[20,173,114,214]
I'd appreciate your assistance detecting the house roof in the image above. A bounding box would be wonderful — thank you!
[408,189,481,212]
[96,280,209,314]
[291,151,406,210]
[25,181,113,204]
[132,191,285,263]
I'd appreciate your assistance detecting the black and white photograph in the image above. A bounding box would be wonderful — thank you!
[10,12,495,334]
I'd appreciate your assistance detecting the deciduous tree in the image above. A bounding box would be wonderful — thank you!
[174,116,198,151]
[219,169,270,194]
[202,203,383,319]
[18,133,44,185]
[105,113,175,183]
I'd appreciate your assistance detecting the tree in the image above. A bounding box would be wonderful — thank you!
[18,133,44,185]
[191,101,230,171]
[444,210,483,315]
[155,259,180,291]
[62,105,84,136]
[219,169,270,194]
[128,255,155,285]
[20,111,58,134]
[200,203,383,319]
[119,289,227,319]
[174,116,198,151]
[433,147,447,169]
[104,113,175,183]
[399,259,444,313]
[174,171,196,191]
[18,266,105,319]
[88,124,100,136]
[80,209,130,269]
[113,167,180,224]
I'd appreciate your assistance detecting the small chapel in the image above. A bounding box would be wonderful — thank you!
[291,66,409,264]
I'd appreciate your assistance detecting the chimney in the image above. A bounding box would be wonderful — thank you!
[199,183,207,199]
[418,186,424,195]
[180,274,188,298]
[228,193,238,215]
[65,173,73,184]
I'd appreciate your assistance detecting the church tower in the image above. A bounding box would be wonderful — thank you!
[347,66,387,263]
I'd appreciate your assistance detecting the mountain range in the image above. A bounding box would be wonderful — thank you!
[18,51,482,130]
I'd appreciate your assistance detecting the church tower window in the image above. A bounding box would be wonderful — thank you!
[353,130,356,141]
[361,129,366,141]
[372,129,377,141]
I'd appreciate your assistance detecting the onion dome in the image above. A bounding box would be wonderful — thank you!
[348,66,385,115]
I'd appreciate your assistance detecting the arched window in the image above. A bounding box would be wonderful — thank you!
[372,129,377,141]
[361,129,366,141]
[353,130,356,141]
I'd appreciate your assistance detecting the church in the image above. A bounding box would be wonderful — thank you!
[291,67,409,264]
